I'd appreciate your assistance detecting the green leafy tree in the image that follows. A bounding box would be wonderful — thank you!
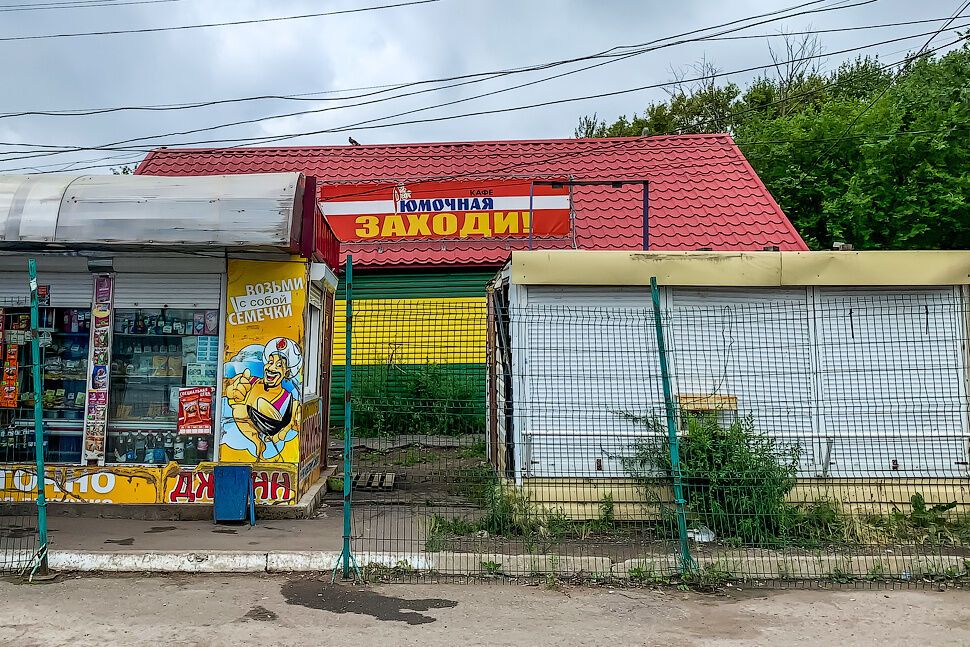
[576,42,970,250]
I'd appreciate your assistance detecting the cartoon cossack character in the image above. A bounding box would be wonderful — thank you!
[224,337,302,460]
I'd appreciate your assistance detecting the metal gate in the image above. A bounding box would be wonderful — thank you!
[0,261,49,577]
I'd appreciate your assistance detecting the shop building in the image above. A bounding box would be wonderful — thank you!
[489,250,970,519]
[0,172,338,506]
[134,135,809,428]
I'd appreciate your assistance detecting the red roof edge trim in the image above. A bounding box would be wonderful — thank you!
[723,134,808,251]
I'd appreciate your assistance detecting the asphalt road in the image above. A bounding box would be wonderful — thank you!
[1,574,969,646]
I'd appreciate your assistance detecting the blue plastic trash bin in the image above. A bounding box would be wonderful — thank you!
[213,465,255,525]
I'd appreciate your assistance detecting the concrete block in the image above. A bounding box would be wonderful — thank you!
[266,551,340,572]
[48,550,268,573]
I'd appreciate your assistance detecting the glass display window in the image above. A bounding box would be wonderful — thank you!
[106,307,220,466]
[0,306,89,464]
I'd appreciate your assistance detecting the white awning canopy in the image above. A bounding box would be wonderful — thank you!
[0,172,305,251]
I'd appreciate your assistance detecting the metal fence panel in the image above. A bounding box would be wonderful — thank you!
[343,279,970,586]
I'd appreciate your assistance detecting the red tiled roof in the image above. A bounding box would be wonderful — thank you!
[135,135,807,267]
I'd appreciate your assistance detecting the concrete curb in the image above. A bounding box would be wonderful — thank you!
[30,548,970,580]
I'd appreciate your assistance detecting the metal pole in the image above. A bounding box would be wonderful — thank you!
[527,181,535,250]
[27,259,48,574]
[642,181,649,250]
[649,276,693,576]
[341,255,353,579]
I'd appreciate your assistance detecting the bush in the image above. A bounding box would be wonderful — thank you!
[624,414,800,546]
[352,362,485,437]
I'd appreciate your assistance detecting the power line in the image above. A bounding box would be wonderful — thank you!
[703,16,966,40]
[0,0,442,41]
[4,25,964,171]
[0,0,862,119]
[0,0,184,12]
[6,16,940,123]
[132,29,970,152]
[10,120,967,176]
[812,0,970,163]
[0,2,914,161]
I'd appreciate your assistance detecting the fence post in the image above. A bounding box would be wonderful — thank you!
[341,255,354,579]
[27,259,48,575]
[649,276,693,576]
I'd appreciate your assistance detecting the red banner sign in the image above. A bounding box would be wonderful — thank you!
[319,179,570,242]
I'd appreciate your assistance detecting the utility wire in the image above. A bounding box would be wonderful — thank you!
[0,3,922,161]
[0,0,184,12]
[115,28,970,153]
[3,28,964,168]
[0,0,442,41]
[0,0,864,119]
[13,120,969,176]
[812,0,970,163]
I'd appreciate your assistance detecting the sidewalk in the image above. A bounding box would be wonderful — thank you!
[47,509,344,553]
[17,500,427,573]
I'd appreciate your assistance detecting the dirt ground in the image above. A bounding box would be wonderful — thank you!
[1,574,969,647]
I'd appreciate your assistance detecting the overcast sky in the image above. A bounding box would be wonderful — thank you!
[0,0,964,174]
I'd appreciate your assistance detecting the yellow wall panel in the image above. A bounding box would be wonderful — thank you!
[333,297,486,365]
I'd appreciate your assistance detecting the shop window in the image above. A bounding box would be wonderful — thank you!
[106,308,220,466]
[0,305,89,464]
[304,302,322,397]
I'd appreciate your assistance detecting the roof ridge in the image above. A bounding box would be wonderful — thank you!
[146,133,733,155]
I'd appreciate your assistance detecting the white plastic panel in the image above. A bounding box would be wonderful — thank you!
[517,285,663,479]
[668,287,817,473]
[814,288,969,477]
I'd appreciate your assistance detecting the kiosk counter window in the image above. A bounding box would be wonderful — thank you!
[106,307,220,466]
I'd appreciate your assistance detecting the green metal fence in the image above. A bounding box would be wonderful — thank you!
[336,261,970,586]
[0,260,49,577]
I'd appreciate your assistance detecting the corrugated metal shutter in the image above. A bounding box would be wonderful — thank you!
[114,273,223,308]
[814,287,968,477]
[519,285,662,479]
[669,288,815,472]
[0,271,92,306]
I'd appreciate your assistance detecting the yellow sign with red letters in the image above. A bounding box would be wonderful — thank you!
[220,259,308,465]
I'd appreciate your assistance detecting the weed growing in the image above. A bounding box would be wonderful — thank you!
[353,362,485,437]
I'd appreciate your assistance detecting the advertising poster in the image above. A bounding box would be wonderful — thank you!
[319,178,571,242]
[220,259,307,464]
[177,386,214,435]
[82,275,113,464]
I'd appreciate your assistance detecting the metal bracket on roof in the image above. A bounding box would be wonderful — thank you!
[528,178,650,251]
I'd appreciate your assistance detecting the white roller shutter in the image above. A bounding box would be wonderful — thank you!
[668,287,816,473]
[519,285,661,478]
[0,271,92,306]
[114,273,223,309]
[814,287,969,477]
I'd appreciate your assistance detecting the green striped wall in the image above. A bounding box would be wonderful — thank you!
[330,267,497,431]
[335,268,497,300]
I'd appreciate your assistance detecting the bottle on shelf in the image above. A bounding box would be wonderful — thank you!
[134,431,146,463]
[196,436,209,462]
[124,432,136,463]
[173,435,185,462]
[184,436,197,464]
[164,432,175,461]
[144,433,156,464]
